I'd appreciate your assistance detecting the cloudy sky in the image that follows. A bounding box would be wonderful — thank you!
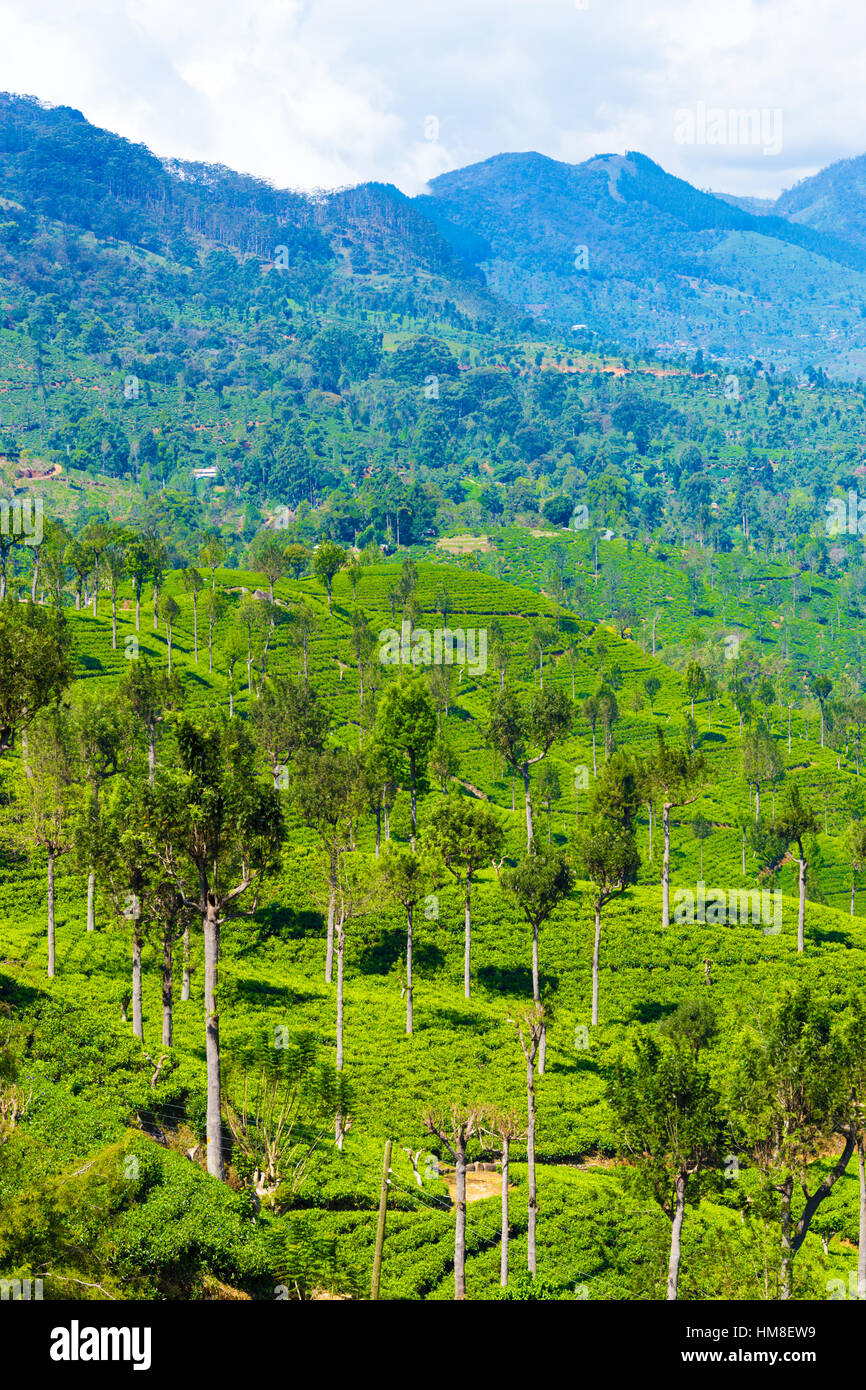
[0,0,863,199]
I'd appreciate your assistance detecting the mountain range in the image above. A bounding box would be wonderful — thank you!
[5,93,866,372]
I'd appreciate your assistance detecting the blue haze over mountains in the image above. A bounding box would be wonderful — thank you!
[4,92,866,373]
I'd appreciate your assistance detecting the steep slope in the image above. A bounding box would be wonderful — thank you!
[774,152,866,252]
[417,150,866,373]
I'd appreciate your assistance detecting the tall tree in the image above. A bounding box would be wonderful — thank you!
[149,715,284,1179]
[684,660,705,721]
[125,534,152,633]
[238,593,268,695]
[0,601,72,759]
[498,841,574,1073]
[579,816,640,1027]
[199,535,227,592]
[250,675,330,783]
[844,819,866,916]
[81,521,115,619]
[321,850,377,1147]
[771,784,819,952]
[423,1103,487,1301]
[742,723,784,824]
[201,586,227,676]
[810,674,832,749]
[839,995,866,1300]
[251,536,287,604]
[486,1108,526,1289]
[380,841,437,1035]
[509,1004,545,1278]
[608,1035,724,1300]
[484,685,573,848]
[118,657,182,787]
[646,728,706,928]
[349,610,376,743]
[731,986,856,1300]
[70,685,130,933]
[17,705,80,978]
[292,746,364,985]
[312,541,346,614]
[159,594,180,674]
[180,566,204,665]
[101,530,128,651]
[427,795,504,998]
[375,672,437,844]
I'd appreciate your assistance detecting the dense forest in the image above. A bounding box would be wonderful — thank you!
[4,94,866,1308]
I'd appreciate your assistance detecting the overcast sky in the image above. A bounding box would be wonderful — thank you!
[0,0,863,199]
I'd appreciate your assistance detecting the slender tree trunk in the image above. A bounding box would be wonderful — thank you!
[532,922,540,1006]
[523,763,534,848]
[591,728,597,777]
[147,725,156,784]
[409,751,418,845]
[326,848,336,984]
[406,903,414,1034]
[742,825,746,874]
[132,923,144,1042]
[855,1134,866,1299]
[852,879,856,917]
[336,917,345,1085]
[798,855,807,952]
[500,1136,510,1288]
[135,586,140,632]
[182,923,191,1001]
[662,802,671,928]
[455,1139,467,1300]
[667,1172,687,1300]
[193,597,198,663]
[111,596,117,649]
[87,868,96,932]
[780,1177,793,1300]
[527,1053,537,1276]
[47,850,56,978]
[204,897,223,1179]
[464,871,472,999]
[162,931,173,1047]
[591,899,602,1026]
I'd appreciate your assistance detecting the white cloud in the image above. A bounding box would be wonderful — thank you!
[0,0,863,197]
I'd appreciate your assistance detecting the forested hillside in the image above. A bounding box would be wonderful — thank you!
[3,94,866,1307]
